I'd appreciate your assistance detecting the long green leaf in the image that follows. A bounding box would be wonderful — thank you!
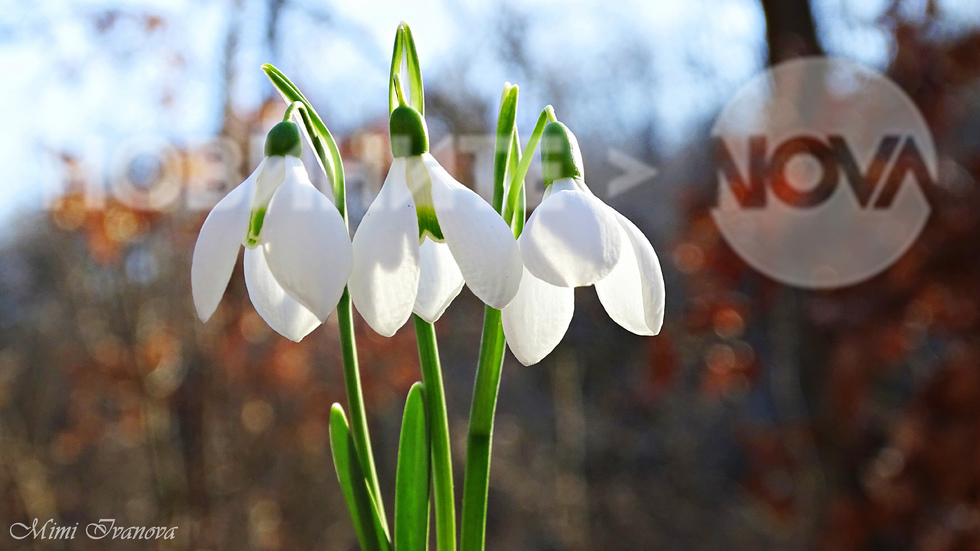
[329,404,392,551]
[395,383,430,551]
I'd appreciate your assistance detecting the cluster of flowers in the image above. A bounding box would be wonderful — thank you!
[192,101,664,365]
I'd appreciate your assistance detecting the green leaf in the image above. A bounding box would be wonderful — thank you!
[389,22,425,116]
[394,383,430,551]
[329,404,392,551]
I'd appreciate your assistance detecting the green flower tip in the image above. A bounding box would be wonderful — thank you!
[541,121,584,186]
[390,104,429,158]
[264,121,302,158]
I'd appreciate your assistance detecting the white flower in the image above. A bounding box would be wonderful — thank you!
[349,105,522,337]
[191,122,352,342]
[502,122,665,365]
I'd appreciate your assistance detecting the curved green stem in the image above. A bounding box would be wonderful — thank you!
[263,64,388,534]
[413,316,456,551]
[282,100,303,122]
[502,105,556,226]
[339,289,386,526]
[460,84,537,551]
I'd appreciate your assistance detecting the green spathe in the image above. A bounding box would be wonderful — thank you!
[264,121,303,158]
[389,105,429,158]
[541,121,584,186]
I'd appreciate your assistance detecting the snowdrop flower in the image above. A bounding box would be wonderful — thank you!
[191,121,352,342]
[503,121,665,365]
[350,104,523,336]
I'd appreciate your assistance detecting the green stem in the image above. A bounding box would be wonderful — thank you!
[502,106,556,226]
[282,100,303,122]
[413,316,456,551]
[262,63,389,532]
[339,288,386,528]
[459,307,506,551]
[459,84,535,551]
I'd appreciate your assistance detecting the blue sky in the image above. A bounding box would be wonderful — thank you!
[1,0,977,221]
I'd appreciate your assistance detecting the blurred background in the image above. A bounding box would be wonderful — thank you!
[2,0,980,549]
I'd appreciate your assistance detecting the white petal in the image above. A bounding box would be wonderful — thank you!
[252,155,287,208]
[243,247,321,342]
[350,158,420,336]
[190,162,262,322]
[413,239,464,323]
[519,178,623,288]
[595,209,665,335]
[423,153,523,309]
[261,157,352,321]
[502,266,575,366]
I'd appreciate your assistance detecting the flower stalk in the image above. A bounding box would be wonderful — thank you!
[460,83,554,550]
[263,64,389,536]
[413,315,456,551]
[387,23,458,551]
[188,20,668,550]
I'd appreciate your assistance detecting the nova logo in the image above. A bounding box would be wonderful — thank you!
[714,134,933,209]
[711,58,933,289]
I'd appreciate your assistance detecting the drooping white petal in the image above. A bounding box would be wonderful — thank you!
[243,247,321,342]
[423,153,523,309]
[350,158,421,336]
[414,239,464,323]
[502,266,575,366]
[252,155,287,209]
[519,178,624,288]
[261,157,352,321]
[595,208,665,335]
[191,161,263,322]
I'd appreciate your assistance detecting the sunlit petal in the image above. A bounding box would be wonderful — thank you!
[252,155,287,208]
[423,153,523,309]
[502,266,575,366]
[519,178,623,288]
[350,158,421,336]
[190,163,261,322]
[414,239,464,323]
[243,247,321,342]
[595,208,665,335]
[261,157,352,321]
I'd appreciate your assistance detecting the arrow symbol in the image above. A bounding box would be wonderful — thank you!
[607,149,657,198]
